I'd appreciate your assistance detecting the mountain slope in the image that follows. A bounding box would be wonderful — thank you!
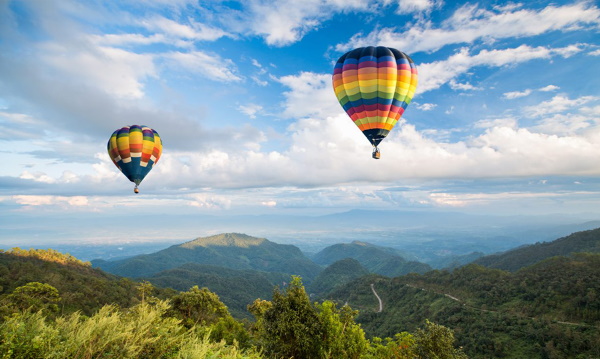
[474,227,600,271]
[93,233,323,282]
[312,241,431,276]
[148,263,288,319]
[309,258,370,297]
[0,248,154,315]
[326,253,600,359]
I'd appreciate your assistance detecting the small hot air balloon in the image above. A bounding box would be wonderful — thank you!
[107,125,162,193]
[332,46,418,159]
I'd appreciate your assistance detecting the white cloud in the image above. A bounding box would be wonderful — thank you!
[163,51,242,82]
[524,95,600,118]
[278,72,341,119]
[337,2,600,53]
[188,193,232,209]
[41,43,156,99]
[417,103,437,111]
[238,104,263,119]
[539,85,560,92]
[261,200,277,207]
[12,195,89,207]
[245,0,376,46]
[140,16,231,42]
[418,45,580,93]
[395,0,439,14]
[503,89,532,99]
[449,79,482,91]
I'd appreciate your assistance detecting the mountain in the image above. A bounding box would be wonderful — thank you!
[148,263,289,319]
[473,227,600,271]
[309,258,370,296]
[325,252,600,359]
[92,233,323,282]
[0,248,161,316]
[312,240,431,277]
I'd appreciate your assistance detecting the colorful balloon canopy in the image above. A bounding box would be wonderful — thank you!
[107,125,162,193]
[332,46,418,158]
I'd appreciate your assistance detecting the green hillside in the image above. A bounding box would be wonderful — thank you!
[309,258,370,296]
[0,248,467,359]
[93,233,323,282]
[474,227,600,271]
[0,248,157,316]
[326,253,600,358]
[312,240,431,276]
[148,263,289,319]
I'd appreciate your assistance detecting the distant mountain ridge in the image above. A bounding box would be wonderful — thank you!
[312,240,431,276]
[92,233,322,281]
[474,227,600,271]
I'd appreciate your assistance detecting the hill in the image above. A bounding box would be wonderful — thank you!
[473,227,600,271]
[148,263,289,319]
[309,258,370,296]
[325,251,600,358]
[312,240,431,276]
[0,248,167,316]
[93,233,323,282]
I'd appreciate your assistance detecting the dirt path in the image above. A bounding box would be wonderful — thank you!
[371,283,383,313]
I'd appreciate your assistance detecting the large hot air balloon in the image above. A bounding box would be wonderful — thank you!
[107,125,162,193]
[332,46,418,159]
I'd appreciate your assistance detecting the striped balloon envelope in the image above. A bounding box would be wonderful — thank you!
[107,125,162,193]
[332,46,418,158]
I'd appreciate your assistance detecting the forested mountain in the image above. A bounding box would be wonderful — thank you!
[312,240,431,276]
[309,258,370,296]
[474,227,600,271]
[92,233,323,281]
[326,253,600,358]
[0,248,467,359]
[0,248,178,317]
[148,263,289,319]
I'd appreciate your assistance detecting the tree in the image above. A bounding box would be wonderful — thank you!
[168,285,230,328]
[259,276,323,358]
[316,300,368,358]
[5,282,61,314]
[414,320,468,359]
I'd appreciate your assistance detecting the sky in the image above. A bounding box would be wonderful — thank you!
[1,0,600,247]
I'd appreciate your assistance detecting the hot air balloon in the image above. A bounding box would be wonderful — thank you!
[332,46,418,159]
[107,125,162,193]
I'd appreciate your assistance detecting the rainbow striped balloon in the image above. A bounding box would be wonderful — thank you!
[107,125,162,191]
[333,46,418,153]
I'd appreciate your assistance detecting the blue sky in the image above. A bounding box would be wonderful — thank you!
[1,0,600,246]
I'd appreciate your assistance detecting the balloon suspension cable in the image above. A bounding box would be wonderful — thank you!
[134,185,139,194]
[372,146,381,159]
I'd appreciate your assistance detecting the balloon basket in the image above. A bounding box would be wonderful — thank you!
[372,148,381,159]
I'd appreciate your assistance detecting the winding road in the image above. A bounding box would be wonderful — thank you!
[370,283,383,312]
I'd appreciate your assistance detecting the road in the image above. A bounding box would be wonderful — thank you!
[370,283,383,313]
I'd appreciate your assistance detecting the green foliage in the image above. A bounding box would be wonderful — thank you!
[1,248,90,267]
[258,276,324,358]
[327,253,600,358]
[0,250,149,316]
[2,282,61,318]
[0,300,262,359]
[168,285,230,328]
[414,320,468,359]
[148,263,286,319]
